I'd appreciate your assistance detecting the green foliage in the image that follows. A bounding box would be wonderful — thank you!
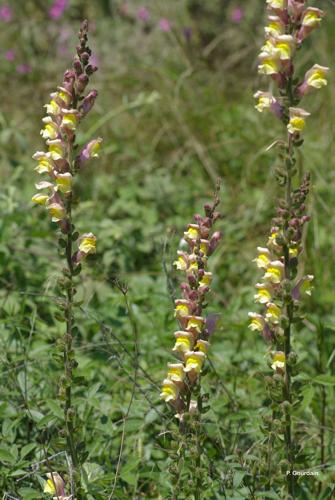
[0,1,334,498]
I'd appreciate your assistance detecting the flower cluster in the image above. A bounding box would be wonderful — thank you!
[255,1,329,136]
[160,199,221,417]
[32,21,101,264]
[249,174,313,371]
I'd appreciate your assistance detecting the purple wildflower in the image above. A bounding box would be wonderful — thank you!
[137,7,150,23]
[183,27,193,42]
[158,18,171,32]
[16,64,32,74]
[230,7,244,23]
[49,0,69,21]
[5,49,15,61]
[0,4,11,22]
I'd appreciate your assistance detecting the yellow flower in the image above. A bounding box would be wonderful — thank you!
[33,152,54,174]
[287,107,310,135]
[266,0,284,8]
[57,87,72,107]
[254,91,274,113]
[253,247,272,269]
[265,302,281,323]
[264,16,284,37]
[267,228,281,251]
[195,339,209,353]
[32,193,49,205]
[167,363,185,383]
[184,351,205,375]
[61,109,79,131]
[160,378,179,402]
[248,312,265,332]
[172,331,193,354]
[254,283,272,304]
[47,139,66,160]
[47,203,66,222]
[174,300,191,318]
[56,173,73,194]
[300,275,314,296]
[186,316,204,333]
[44,99,61,115]
[41,117,59,140]
[199,272,212,287]
[258,54,280,75]
[305,64,329,89]
[271,351,285,371]
[302,7,324,27]
[289,246,299,258]
[263,260,284,284]
[79,233,97,255]
[274,35,294,60]
[173,252,188,271]
[43,472,65,496]
[200,239,209,256]
[187,254,198,271]
[184,224,200,240]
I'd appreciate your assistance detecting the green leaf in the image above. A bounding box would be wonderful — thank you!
[18,487,41,499]
[313,375,335,386]
[233,471,246,488]
[0,446,16,464]
[20,443,37,459]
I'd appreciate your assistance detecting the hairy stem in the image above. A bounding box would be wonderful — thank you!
[63,195,80,491]
[283,131,294,496]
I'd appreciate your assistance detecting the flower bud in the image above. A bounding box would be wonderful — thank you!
[80,90,98,115]
[76,73,89,93]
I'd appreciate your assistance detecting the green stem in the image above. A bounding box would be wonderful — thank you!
[283,132,295,496]
[63,195,80,492]
[317,326,326,495]
[194,393,203,500]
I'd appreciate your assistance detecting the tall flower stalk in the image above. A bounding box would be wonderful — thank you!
[160,190,221,497]
[250,0,328,495]
[32,21,102,496]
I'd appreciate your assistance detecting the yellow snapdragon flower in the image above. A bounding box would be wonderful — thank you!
[254,247,272,269]
[33,152,54,174]
[79,233,97,255]
[263,260,284,284]
[195,339,209,354]
[61,109,79,131]
[184,351,205,375]
[266,0,284,8]
[41,117,59,140]
[32,193,49,205]
[56,173,73,194]
[287,107,310,135]
[302,7,324,27]
[199,271,212,287]
[167,363,185,383]
[248,312,265,332]
[265,302,281,323]
[160,379,179,402]
[271,351,285,371]
[254,283,272,304]
[47,203,66,222]
[305,64,329,89]
[186,316,204,333]
[172,331,193,354]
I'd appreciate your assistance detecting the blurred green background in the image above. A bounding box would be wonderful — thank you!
[0,0,334,498]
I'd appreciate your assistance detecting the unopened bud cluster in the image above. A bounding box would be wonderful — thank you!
[160,200,221,418]
[255,1,329,137]
[32,20,101,264]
